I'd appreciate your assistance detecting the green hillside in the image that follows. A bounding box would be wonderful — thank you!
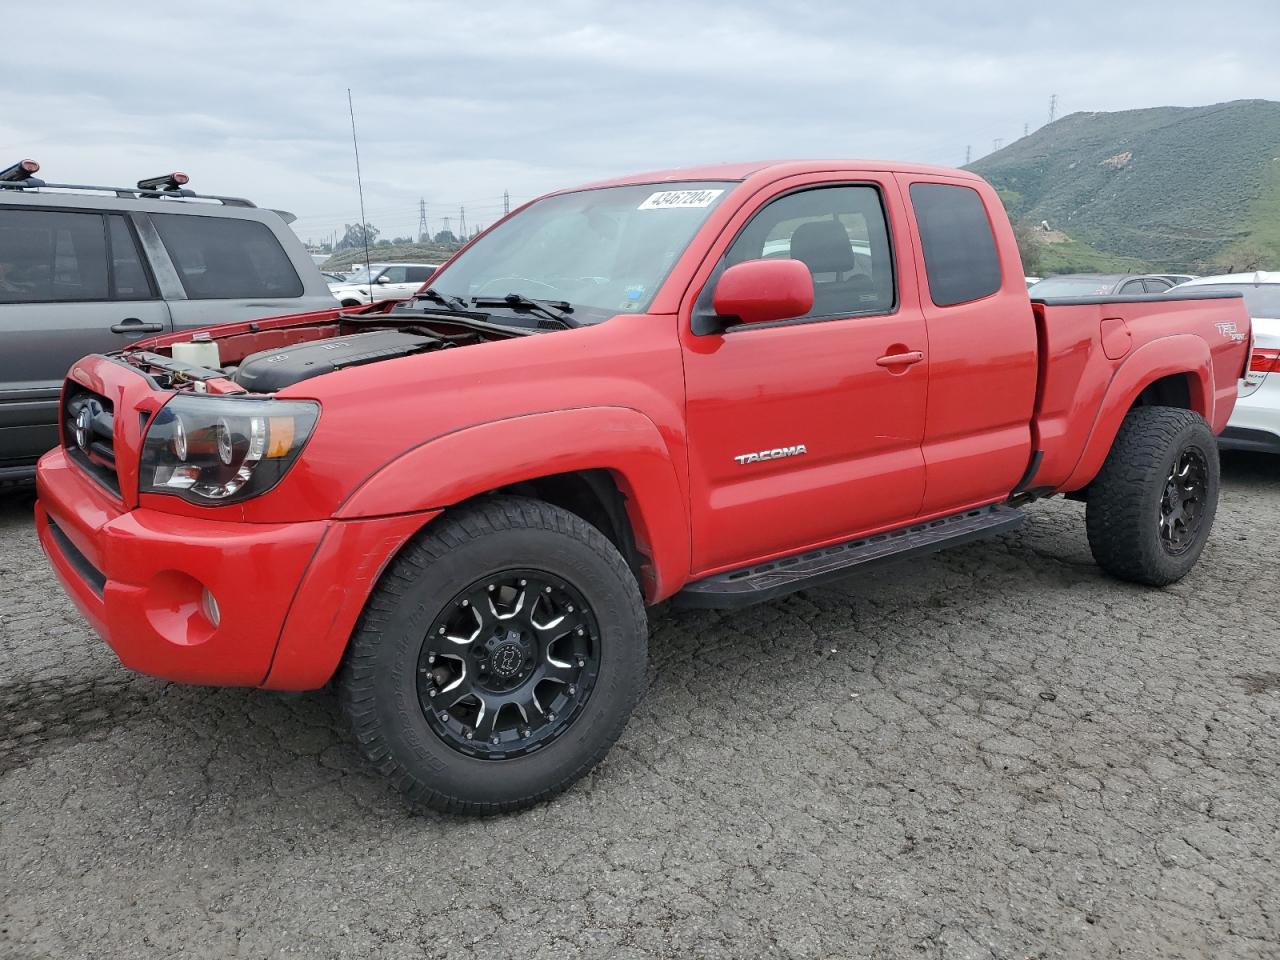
[970,99,1280,272]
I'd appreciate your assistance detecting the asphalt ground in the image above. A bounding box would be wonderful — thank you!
[1,453,1277,959]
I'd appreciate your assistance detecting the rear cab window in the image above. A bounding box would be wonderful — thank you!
[150,214,303,300]
[908,183,1001,306]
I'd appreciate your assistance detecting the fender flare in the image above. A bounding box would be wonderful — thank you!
[334,405,691,601]
[1061,334,1213,491]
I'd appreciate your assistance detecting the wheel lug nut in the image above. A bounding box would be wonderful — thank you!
[576,627,584,636]
[461,599,469,607]
[520,727,530,738]
[488,584,495,591]
[544,586,552,593]
[567,604,574,612]
[546,712,557,722]
[464,728,473,740]
[491,736,500,744]
[438,627,445,635]
[428,688,437,697]
[568,685,576,695]
[427,654,436,663]
[440,713,450,722]
[520,579,527,586]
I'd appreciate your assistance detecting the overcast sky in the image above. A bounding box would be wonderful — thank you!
[4,0,1277,245]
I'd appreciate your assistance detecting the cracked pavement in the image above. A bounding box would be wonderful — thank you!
[2,453,1278,959]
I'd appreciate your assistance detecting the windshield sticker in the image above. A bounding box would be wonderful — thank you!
[637,189,724,211]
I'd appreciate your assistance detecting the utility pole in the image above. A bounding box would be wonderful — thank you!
[417,198,428,242]
[459,205,467,238]
[1048,93,1058,124]
[503,189,510,216]
[965,145,971,165]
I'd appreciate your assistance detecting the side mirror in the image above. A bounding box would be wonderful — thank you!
[376,274,391,284]
[712,258,814,328]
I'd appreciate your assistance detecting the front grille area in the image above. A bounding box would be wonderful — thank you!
[63,383,120,496]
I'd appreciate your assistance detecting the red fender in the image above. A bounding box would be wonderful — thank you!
[334,406,691,602]
[1061,335,1213,492]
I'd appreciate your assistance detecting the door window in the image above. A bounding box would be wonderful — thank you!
[1143,278,1172,293]
[908,183,1002,306]
[380,265,408,284]
[0,209,109,303]
[724,185,896,319]
[1119,279,1146,295]
[150,214,303,299]
[405,266,435,283]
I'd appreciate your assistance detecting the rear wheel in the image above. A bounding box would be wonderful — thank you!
[1085,405,1220,585]
[339,496,647,814]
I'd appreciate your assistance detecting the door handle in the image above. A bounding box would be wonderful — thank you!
[875,350,925,367]
[110,318,165,335]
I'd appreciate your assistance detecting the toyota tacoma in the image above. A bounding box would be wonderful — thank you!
[34,160,1253,814]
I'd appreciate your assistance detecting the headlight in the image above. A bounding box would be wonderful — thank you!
[140,395,319,504]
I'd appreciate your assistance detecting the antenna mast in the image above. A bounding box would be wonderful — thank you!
[347,88,373,293]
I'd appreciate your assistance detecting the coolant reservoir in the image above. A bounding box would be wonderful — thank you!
[172,336,221,370]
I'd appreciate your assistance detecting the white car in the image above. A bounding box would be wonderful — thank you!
[329,262,438,307]
[1174,272,1280,454]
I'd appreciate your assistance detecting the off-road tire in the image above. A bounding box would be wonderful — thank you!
[1085,405,1219,586]
[338,496,647,815]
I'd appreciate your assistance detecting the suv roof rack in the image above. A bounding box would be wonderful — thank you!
[0,160,256,207]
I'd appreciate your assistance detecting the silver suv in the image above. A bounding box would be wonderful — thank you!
[0,162,338,480]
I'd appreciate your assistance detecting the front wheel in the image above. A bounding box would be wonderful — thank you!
[339,496,647,814]
[1085,405,1220,586]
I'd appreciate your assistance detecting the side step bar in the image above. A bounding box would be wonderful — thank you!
[673,504,1025,610]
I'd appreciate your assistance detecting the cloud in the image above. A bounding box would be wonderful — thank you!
[5,0,1277,243]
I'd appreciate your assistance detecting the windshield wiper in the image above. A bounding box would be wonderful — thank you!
[418,287,468,311]
[472,293,580,329]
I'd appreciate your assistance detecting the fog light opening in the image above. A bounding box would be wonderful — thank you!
[201,588,221,628]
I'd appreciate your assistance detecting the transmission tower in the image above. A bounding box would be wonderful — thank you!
[1023,122,1029,137]
[442,216,451,238]
[965,145,971,165]
[503,189,510,216]
[992,138,1003,152]
[459,205,467,238]
[417,199,428,241]
[1048,93,1058,124]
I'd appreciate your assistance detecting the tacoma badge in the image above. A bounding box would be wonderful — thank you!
[734,444,807,465]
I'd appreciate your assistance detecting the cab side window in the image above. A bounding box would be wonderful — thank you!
[724,185,896,319]
[0,209,109,303]
[909,183,1001,306]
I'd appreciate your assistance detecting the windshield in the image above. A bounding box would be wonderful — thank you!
[1028,275,1121,297]
[427,181,734,323]
[1186,283,1280,318]
[341,266,382,285]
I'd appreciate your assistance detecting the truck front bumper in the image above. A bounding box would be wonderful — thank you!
[36,447,438,689]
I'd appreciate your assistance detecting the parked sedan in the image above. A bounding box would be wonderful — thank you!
[1028,273,1176,298]
[328,262,438,307]
[1173,272,1280,455]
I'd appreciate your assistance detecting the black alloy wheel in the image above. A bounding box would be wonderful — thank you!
[418,571,600,759]
[1158,447,1208,555]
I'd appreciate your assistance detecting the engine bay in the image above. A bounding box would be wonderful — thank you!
[117,308,525,394]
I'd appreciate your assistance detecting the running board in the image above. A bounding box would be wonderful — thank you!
[673,504,1025,610]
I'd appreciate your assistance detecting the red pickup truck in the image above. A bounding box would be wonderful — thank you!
[35,160,1251,813]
